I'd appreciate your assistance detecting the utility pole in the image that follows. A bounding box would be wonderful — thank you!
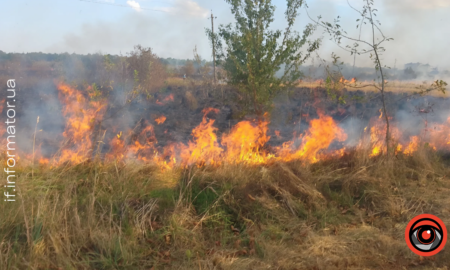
[210,11,217,84]
[393,58,397,86]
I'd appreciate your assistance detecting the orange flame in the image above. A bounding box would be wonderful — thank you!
[339,77,356,84]
[179,108,222,166]
[221,120,271,164]
[403,136,419,155]
[9,81,450,170]
[155,116,166,125]
[55,82,106,165]
[279,113,347,163]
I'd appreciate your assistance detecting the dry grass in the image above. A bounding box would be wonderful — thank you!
[0,146,449,269]
[165,77,205,88]
[296,79,449,97]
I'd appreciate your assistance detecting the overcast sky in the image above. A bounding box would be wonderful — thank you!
[2,0,449,70]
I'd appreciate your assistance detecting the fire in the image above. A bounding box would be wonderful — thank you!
[163,94,174,102]
[128,123,158,161]
[7,81,450,170]
[339,77,356,84]
[426,117,450,151]
[155,116,166,125]
[363,109,450,157]
[279,113,347,163]
[39,158,50,165]
[156,94,175,105]
[367,109,404,157]
[404,136,419,155]
[221,120,271,164]
[106,136,126,161]
[55,82,106,165]
[179,108,223,166]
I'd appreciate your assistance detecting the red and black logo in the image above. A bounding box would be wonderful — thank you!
[405,214,447,256]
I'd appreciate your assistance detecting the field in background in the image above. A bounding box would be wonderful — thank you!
[171,76,450,97]
[296,79,449,97]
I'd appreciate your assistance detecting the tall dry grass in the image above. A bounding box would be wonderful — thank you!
[0,144,449,269]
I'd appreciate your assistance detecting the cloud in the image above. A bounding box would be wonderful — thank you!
[385,0,450,9]
[162,0,209,18]
[126,0,141,12]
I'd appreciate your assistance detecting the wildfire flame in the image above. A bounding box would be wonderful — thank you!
[278,113,347,163]
[55,83,106,164]
[339,77,356,84]
[6,82,450,169]
[403,136,419,155]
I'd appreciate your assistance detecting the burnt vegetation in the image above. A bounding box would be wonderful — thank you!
[0,0,450,269]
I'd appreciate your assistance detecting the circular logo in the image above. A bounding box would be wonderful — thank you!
[405,214,447,256]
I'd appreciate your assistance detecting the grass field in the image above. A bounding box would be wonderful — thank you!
[1,146,449,270]
[296,79,449,97]
[166,77,449,98]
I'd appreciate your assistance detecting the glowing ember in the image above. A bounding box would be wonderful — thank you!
[155,116,167,125]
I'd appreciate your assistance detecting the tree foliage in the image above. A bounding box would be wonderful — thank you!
[209,0,320,116]
[127,45,168,94]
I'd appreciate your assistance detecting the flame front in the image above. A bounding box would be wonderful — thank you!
[221,120,271,164]
[339,77,356,84]
[6,82,450,169]
[56,83,106,164]
[280,113,347,163]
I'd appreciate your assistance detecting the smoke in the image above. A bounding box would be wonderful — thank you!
[297,0,450,71]
[2,0,448,73]
[41,1,211,59]
[339,117,366,147]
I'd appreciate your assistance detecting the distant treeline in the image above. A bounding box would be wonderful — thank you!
[0,46,220,98]
[279,62,450,82]
[1,50,448,83]
[0,50,210,71]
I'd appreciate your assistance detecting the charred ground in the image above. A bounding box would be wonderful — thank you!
[0,78,450,269]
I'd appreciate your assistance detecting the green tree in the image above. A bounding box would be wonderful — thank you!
[208,0,320,117]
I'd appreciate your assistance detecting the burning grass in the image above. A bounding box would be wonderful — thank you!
[13,82,449,170]
[1,81,450,269]
[0,147,449,269]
